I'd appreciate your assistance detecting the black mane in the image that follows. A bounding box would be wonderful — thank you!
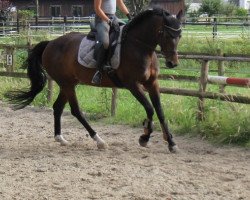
[122,8,171,41]
[126,8,170,31]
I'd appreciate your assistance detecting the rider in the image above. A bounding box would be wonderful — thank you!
[92,0,131,85]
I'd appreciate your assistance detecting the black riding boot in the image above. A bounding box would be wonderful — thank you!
[92,46,107,85]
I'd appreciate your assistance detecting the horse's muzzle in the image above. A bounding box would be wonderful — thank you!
[165,52,179,68]
[166,61,178,68]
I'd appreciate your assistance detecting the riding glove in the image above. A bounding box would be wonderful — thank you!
[126,13,132,21]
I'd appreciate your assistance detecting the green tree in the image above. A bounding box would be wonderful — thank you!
[221,2,237,16]
[185,0,192,13]
[235,8,248,16]
[228,0,239,6]
[126,0,150,15]
[18,10,35,20]
[199,0,223,17]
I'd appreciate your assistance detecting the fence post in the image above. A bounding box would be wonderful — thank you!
[47,76,53,103]
[111,88,117,116]
[16,10,20,34]
[217,49,225,93]
[213,17,217,39]
[63,24,66,35]
[5,46,14,73]
[197,60,209,121]
[2,21,5,35]
[64,16,67,32]
[35,16,38,31]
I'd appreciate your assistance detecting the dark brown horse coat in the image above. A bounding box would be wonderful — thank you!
[6,8,182,152]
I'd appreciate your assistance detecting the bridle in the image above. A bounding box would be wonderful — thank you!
[158,16,182,55]
[122,10,182,53]
[162,10,182,37]
[131,22,182,53]
[164,25,182,32]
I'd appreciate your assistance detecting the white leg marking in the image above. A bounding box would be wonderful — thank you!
[170,145,180,153]
[93,134,107,149]
[55,135,69,146]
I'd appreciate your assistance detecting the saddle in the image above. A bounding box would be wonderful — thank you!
[78,22,125,87]
[87,21,124,66]
[78,22,125,70]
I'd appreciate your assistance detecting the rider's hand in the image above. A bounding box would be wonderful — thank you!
[126,13,132,21]
[108,18,120,31]
[108,18,117,26]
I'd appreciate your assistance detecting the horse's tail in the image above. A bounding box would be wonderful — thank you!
[5,40,50,110]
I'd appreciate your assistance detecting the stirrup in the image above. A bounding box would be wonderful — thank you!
[91,71,102,84]
[103,64,112,71]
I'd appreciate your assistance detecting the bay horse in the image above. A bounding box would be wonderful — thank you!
[5,8,182,153]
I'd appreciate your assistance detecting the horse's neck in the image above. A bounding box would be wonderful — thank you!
[127,18,161,53]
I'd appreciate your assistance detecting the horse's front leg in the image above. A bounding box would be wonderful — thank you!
[145,80,179,153]
[128,84,154,147]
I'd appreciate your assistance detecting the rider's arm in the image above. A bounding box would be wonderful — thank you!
[94,0,110,23]
[116,0,129,15]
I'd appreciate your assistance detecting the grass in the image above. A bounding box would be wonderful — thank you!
[182,24,250,39]
[1,75,249,147]
[179,35,250,55]
[0,27,250,147]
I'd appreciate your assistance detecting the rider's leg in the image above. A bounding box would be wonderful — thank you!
[92,20,110,85]
[92,43,107,84]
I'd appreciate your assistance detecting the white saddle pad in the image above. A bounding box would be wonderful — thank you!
[77,26,124,69]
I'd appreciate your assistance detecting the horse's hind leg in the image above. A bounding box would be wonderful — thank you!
[145,80,179,153]
[65,86,106,149]
[53,89,69,145]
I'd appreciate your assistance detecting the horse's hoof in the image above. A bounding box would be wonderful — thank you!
[139,140,148,147]
[169,145,179,153]
[55,135,69,146]
[97,141,108,149]
[139,137,148,147]
[93,134,107,150]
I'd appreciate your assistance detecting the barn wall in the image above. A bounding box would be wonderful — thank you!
[0,0,11,10]
[39,0,93,17]
[10,0,94,17]
[149,0,185,15]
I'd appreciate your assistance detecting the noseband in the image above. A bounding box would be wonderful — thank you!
[164,25,182,37]
[158,18,181,55]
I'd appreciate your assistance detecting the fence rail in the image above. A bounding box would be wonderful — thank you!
[0,16,250,38]
[0,44,249,120]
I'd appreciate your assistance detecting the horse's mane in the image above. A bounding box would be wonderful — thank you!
[122,8,171,41]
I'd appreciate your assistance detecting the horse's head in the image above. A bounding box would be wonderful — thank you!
[158,10,183,69]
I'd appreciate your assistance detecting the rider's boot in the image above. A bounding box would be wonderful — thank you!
[92,45,107,85]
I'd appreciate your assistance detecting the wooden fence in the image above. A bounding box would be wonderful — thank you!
[0,44,250,120]
[0,16,250,38]
[158,54,250,120]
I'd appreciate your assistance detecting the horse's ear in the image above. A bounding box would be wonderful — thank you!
[176,10,184,21]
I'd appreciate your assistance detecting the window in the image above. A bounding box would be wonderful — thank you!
[51,5,61,17]
[72,5,83,17]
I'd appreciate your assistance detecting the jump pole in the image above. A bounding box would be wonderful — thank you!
[208,75,250,87]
